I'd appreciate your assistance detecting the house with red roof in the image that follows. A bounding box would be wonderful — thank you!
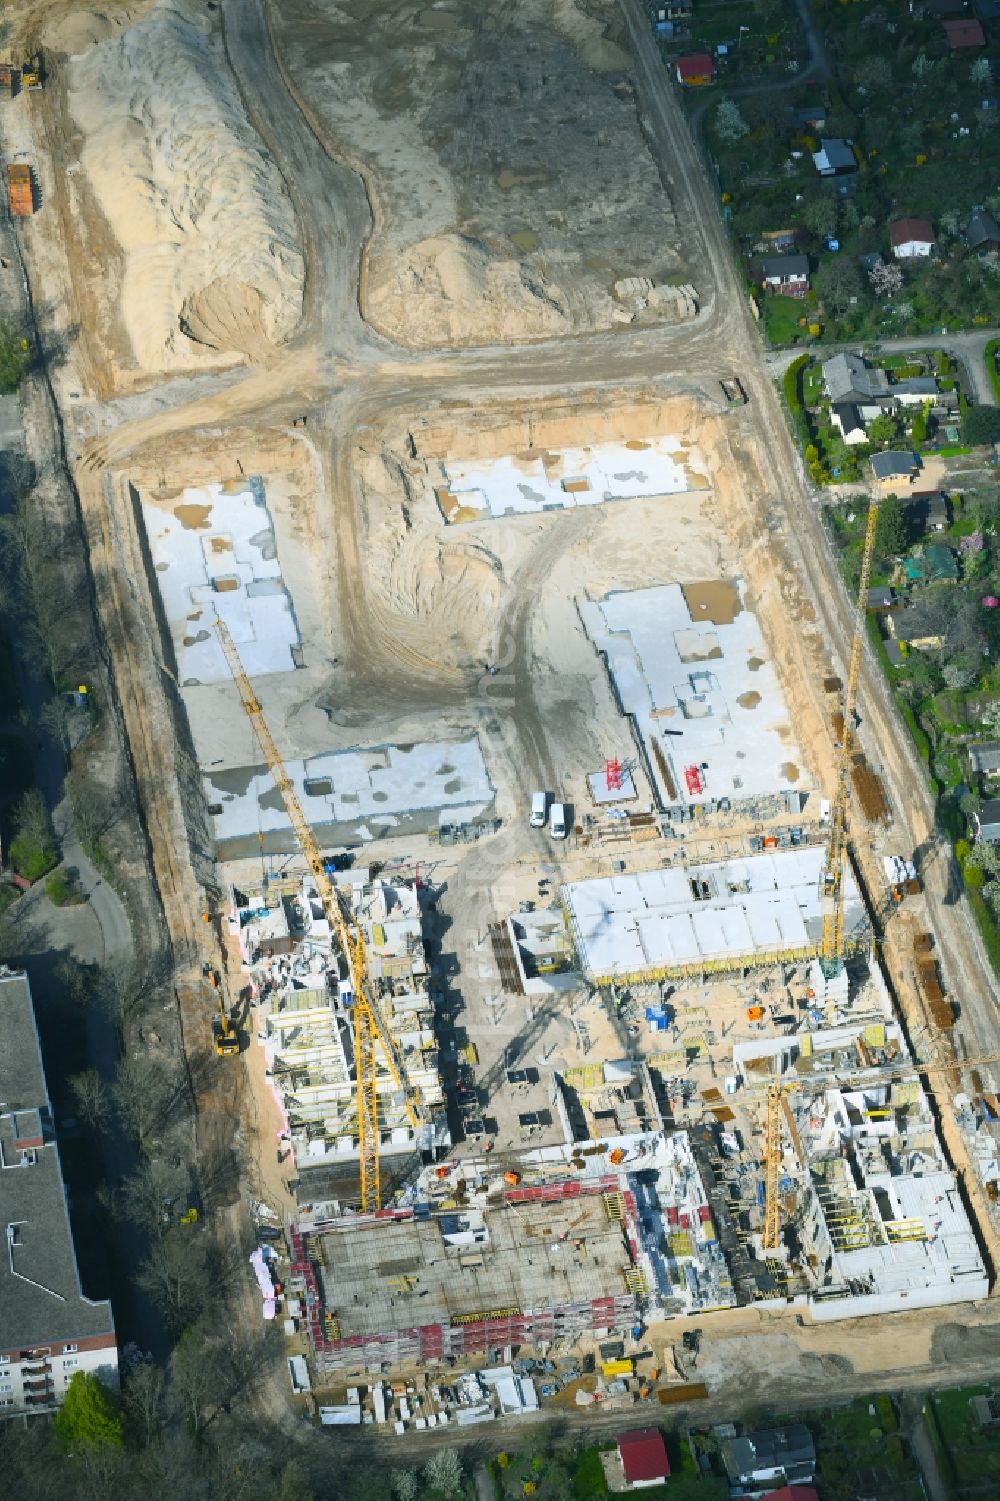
[890,217,935,259]
[675,53,714,86]
[943,17,986,48]
[764,1488,820,1501]
[616,1429,671,1489]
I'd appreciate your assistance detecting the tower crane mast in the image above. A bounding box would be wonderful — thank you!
[762,1049,1000,1249]
[213,618,423,1211]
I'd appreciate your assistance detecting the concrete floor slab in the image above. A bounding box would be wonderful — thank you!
[140,477,299,683]
[580,581,807,809]
[434,434,709,523]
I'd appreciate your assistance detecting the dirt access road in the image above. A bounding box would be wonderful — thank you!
[39,0,997,1381]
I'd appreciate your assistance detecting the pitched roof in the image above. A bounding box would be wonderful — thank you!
[832,401,865,434]
[943,16,986,45]
[823,351,891,403]
[764,1489,820,1501]
[968,206,1000,249]
[976,797,1000,836]
[618,1428,670,1483]
[813,137,856,172]
[676,52,713,78]
[723,1426,816,1482]
[871,449,919,478]
[969,741,1000,774]
[761,254,810,278]
[890,217,935,247]
[893,377,938,396]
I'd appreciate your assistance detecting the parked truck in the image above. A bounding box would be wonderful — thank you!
[7,163,33,217]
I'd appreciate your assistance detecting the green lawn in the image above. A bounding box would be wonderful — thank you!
[763,295,809,345]
[786,1400,922,1501]
[930,1387,1000,1495]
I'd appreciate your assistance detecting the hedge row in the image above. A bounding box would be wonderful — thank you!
[782,353,812,451]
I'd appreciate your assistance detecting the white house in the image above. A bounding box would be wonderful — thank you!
[831,402,868,445]
[890,217,935,258]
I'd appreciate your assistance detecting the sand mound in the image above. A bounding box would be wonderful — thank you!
[550,0,629,71]
[45,10,122,54]
[67,0,304,371]
[369,234,571,346]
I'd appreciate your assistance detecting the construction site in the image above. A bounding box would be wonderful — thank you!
[2,0,999,1440]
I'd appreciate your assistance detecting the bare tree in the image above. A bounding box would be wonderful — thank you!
[13,788,53,851]
[122,1359,165,1448]
[114,1054,182,1147]
[98,954,169,1038]
[69,1069,110,1133]
[68,767,123,852]
[120,1157,190,1241]
[139,1230,212,1332]
[167,1330,227,1439]
[55,956,100,1008]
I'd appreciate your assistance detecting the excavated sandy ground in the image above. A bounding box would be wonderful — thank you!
[51,0,304,374]
[274,0,694,346]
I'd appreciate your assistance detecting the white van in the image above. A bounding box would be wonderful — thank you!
[529,791,547,828]
[549,802,567,840]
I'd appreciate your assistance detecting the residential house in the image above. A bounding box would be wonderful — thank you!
[866,586,898,611]
[967,206,1000,252]
[888,608,945,651]
[970,1392,1000,1428]
[943,16,987,47]
[675,53,714,85]
[967,741,1000,782]
[901,540,959,582]
[812,137,857,176]
[784,103,827,132]
[721,1425,817,1492]
[761,254,810,296]
[655,0,692,19]
[909,490,951,530]
[871,449,921,489]
[823,351,894,416]
[892,376,940,406]
[890,217,936,258]
[0,969,119,1415]
[973,798,1000,843]
[761,229,798,253]
[831,402,868,445]
[764,1489,820,1501]
[615,1429,671,1490]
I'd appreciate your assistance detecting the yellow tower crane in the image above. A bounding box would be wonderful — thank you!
[761,1049,1000,1250]
[820,492,882,972]
[213,618,424,1211]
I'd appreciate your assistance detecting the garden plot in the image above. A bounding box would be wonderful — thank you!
[432,435,709,524]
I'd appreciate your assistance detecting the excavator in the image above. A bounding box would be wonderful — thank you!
[205,962,239,1057]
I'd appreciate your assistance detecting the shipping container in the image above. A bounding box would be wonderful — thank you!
[6,162,32,217]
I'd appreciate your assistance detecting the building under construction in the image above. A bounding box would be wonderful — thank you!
[562,846,869,986]
[290,1134,734,1378]
[234,871,449,1198]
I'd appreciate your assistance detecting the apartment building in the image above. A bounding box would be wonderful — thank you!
[0,969,117,1414]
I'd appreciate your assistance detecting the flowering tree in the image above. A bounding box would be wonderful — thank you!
[869,261,903,297]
